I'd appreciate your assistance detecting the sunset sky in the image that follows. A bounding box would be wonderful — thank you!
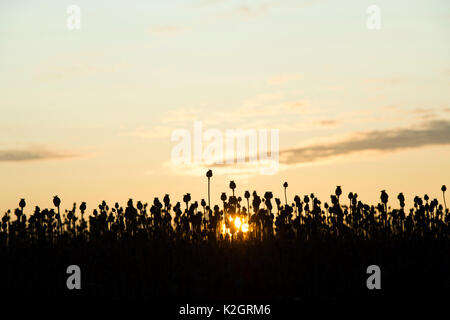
[1,0,449,214]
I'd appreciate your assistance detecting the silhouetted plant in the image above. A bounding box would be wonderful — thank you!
[442,185,447,211]
[283,182,288,206]
[206,169,213,210]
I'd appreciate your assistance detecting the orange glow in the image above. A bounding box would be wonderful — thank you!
[221,216,249,235]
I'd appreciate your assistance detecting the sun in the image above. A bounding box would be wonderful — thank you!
[221,216,249,235]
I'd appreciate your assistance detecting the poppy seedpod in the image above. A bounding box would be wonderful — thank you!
[335,186,342,197]
[244,191,250,199]
[80,202,86,212]
[164,194,170,206]
[229,181,236,190]
[206,170,213,178]
[201,199,206,207]
[127,198,133,207]
[14,208,21,218]
[19,198,26,209]
[380,190,388,204]
[221,193,227,202]
[348,192,353,200]
[442,185,447,211]
[283,182,288,188]
[331,195,338,205]
[53,195,61,208]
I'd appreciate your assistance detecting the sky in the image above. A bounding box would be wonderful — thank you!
[1,0,449,214]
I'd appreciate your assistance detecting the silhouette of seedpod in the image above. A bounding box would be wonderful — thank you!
[80,202,86,212]
[14,208,22,219]
[275,198,281,207]
[330,195,338,205]
[201,199,206,207]
[53,196,61,208]
[442,185,447,211]
[283,182,289,206]
[380,190,388,204]
[229,181,236,196]
[264,192,273,200]
[19,198,26,209]
[127,198,134,207]
[164,194,170,207]
[206,170,213,209]
[221,193,227,202]
[335,186,342,198]
[243,191,251,211]
[137,201,143,211]
[424,194,429,202]
[348,192,353,200]
[303,195,309,204]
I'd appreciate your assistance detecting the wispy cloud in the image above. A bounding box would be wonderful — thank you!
[315,119,339,127]
[0,147,77,162]
[280,120,450,165]
[120,93,312,140]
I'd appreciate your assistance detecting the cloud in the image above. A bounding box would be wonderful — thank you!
[0,147,77,162]
[280,120,450,165]
[121,93,311,139]
[315,119,339,127]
